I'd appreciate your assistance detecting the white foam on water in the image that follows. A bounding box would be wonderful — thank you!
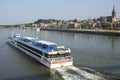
[54,66,105,80]
[55,67,85,80]
[67,66,104,80]
[55,68,85,80]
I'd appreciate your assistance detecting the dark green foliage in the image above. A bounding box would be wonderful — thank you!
[34,19,60,24]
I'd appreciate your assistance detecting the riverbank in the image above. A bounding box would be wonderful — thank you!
[40,28,120,36]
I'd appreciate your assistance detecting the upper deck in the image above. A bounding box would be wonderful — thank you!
[37,40,56,46]
[12,34,70,54]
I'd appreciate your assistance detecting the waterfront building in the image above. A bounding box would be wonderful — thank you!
[98,6,120,30]
[64,21,80,29]
[100,6,118,23]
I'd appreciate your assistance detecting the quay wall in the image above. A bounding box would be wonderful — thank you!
[40,28,120,36]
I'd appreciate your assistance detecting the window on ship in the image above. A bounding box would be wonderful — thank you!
[49,45,57,51]
[44,52,70,58]
[42,44,48,49]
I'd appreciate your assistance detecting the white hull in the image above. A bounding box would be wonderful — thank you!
[8,41,73,68]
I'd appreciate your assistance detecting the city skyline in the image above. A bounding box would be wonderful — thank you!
[0,0,120,25]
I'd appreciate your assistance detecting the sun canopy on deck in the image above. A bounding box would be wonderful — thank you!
[37,40,56,46]
[24,37,35,40]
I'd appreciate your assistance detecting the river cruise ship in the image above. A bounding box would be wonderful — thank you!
[8,33,73,68]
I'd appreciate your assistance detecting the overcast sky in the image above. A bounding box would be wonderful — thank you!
[0,0,120,25]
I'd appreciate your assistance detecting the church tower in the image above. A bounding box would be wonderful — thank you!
[112,6,117,22]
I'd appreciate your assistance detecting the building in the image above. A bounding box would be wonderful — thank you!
[100,6,118,23]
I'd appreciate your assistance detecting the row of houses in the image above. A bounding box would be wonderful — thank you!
[33,6,120,30]
[33,18,120,30]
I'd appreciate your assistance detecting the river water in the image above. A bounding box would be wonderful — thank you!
[0,28,120,80]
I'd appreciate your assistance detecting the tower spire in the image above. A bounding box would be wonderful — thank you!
[113,5,115,12]
[112,5,117,23]
[112,5,116,18]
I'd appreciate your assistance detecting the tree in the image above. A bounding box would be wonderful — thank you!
[73,19,78,23]
[101,22,111,29]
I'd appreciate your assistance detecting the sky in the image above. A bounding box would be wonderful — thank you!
[0,0,120,25]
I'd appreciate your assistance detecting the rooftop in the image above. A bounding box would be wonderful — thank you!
[24,37,35,40]
[37,40,56,45]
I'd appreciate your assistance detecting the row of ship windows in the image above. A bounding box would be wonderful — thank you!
[17,41,44,56]
[16,41,70,58]
[17,44,42,58]
[44,52,70,58]
[17,41,54,58]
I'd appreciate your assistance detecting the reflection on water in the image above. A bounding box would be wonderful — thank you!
[0,28,120,80]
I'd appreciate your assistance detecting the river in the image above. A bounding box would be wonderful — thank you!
[0,27,120,80]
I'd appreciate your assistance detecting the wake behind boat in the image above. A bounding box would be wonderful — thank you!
[8,33,73,68]
[52,66,105,80]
